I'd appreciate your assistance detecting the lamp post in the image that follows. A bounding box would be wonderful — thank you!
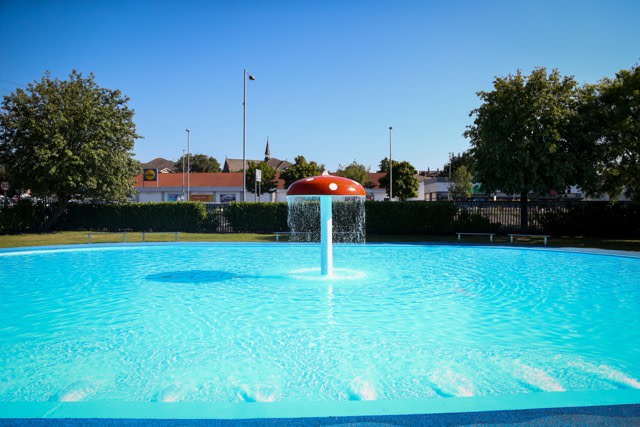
[389,126,393,201]
[186,129,190,201]
[181,149,185,201]
[448,152,453,201]
[243,69,256,202]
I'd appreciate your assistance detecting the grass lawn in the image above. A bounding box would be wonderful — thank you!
[1,231,640,252]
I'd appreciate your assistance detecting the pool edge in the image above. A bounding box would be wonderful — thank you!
[2,389,640,419]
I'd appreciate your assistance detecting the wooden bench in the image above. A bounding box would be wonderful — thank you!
[456,232,495,242]
[508,233,550,245]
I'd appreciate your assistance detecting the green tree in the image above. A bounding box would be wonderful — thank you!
[378,158,419,201]
[279,155,325,188]
[591,65,640,200]
[465,67,587,231]
[377,157,391,173]
[246,161,278,194]
[336,160,374,188]
[448,165,473,199]
[175,153,221,173]
[0,70,140,230]
[439,151,475,178]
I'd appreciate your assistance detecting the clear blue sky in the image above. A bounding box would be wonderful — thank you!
[1,0,639,172]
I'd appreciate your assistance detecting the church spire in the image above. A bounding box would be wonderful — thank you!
[264,137,271,161]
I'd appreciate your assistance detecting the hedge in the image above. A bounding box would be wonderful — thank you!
[223,202,289,233]
[3,200,639,237]
[365,201,457,234]
[539,202,640,237]
[52,202,210,232]
[0,201,49,234]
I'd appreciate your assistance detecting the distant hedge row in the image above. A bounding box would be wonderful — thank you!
[0,200,488,235]
[0,201,212,234]
[1,200,638,237]
[0,202,49,234]
[539,202,640,237]
[223,202,288,233]
[55,202,211,232]
[365,201,458,234]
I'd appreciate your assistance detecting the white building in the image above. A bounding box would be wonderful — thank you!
[134,172,288,203]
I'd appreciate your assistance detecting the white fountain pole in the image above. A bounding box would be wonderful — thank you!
[320,195,333,276]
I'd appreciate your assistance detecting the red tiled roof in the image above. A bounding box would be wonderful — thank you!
[368,172,385,189]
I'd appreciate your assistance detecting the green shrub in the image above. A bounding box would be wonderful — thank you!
[0,201,49,234]
[223,202,288,233]
[453,209,500,233]
[55,202,209,232]
[365,201,457,234]
[540,202,640,237]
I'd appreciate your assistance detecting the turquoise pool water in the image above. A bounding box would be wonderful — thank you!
[1,243,639,418]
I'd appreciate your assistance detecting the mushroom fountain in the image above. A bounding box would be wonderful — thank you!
[286,174,366,276]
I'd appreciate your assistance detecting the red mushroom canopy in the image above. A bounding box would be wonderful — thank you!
[286,175,366,196]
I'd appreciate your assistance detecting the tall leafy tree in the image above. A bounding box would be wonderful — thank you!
[377,157,391,173]
[246,161,278,194]
[591,65,640,200]
[465,67,587,231]
[279,155,324,188]
[439,151,475,178]
[448,165,474,199]
[336,160,374,188]
[378,157,419,201]
[0,70,140,230]
[175,153,221,173]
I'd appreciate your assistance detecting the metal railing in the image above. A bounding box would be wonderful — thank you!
[454,200,638,233]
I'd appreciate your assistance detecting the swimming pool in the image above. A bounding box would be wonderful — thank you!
[1,243,639,420]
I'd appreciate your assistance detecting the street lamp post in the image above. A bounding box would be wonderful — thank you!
[448,152,453,201]
[243,69,256,202]
[389,126,393,201]
[186,129,190,201]
[181,149,185,201]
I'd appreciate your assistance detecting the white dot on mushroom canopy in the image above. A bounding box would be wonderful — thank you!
[329,183,338,191]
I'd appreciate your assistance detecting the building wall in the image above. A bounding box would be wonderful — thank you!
[138,192,163,203]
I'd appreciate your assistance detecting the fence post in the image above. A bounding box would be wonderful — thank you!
[123,231,127,243]
[88,232,91,244]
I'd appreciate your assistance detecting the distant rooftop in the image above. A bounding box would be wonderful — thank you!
[140,157,176,173]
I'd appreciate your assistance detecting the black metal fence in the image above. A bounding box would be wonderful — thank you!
[206,201,639,234]
[455,200,640,235]
[454,200,560,232]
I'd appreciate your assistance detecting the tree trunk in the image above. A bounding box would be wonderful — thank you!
[519,190,529,232]
[41,196,70,232]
